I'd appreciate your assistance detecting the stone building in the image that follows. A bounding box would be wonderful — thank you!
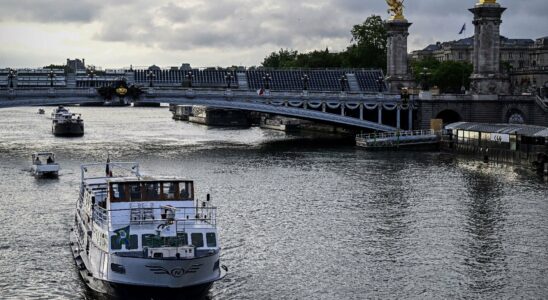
[410,35,548,94]
[410,36,539,70]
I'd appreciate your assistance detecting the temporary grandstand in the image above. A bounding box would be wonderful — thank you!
[3,65,387,93]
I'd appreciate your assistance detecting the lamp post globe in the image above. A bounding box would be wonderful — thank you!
[48,69,56,87]
[225,72,233,89]
[186,71,194,88]
[301,74,309,91]
[7,69,17,89]
[339,75,347,92]
[376,76,385,93]
[146,71,156,87]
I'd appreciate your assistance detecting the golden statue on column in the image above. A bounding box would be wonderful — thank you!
[386,0,405,21]
[479,0,497,4]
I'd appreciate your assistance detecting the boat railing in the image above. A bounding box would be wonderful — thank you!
[80,162,140,181]
[92,205,217,231]
[356,129,437,142]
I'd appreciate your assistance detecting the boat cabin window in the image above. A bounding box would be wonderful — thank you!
[144,182,161,200]
[142,233,188,248]
[191,233,204,248]
[110,183,126,202]
[110,181,194,202]
[111,234,138,250]
[206,232,217,247]
[179,182,192,200]
[162,182,178,200]
[129,183,142,201]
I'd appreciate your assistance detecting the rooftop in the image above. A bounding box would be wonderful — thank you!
[445,122,548,137]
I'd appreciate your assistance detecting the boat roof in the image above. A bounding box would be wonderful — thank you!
[445,122,548,137]
[33,152,55,156]
[84,176,192,186]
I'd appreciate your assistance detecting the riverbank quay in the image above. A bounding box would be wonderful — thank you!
[442,122,548,175]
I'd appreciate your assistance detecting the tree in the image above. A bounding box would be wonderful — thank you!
[432,61,472,93]
[350,15,387,52]
[411,58,472,93]
[262,49,298,68]
[260,15,388,69]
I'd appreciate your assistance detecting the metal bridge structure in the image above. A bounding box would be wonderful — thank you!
[0,88,417,132]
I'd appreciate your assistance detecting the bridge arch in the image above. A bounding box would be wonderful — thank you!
[435,109,462,125]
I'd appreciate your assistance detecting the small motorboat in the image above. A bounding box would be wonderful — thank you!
[31,152,60,177]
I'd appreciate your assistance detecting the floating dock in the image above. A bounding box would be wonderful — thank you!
[356,130,440,150]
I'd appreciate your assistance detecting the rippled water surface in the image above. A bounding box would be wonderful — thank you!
[0,106,547,299]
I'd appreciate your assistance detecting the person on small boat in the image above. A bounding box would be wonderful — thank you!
[47,156,54,164]
[35,157,41,165]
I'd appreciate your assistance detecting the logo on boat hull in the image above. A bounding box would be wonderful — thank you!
[145,264,201,278]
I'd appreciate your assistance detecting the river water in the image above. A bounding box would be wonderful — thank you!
[0,106,547,299]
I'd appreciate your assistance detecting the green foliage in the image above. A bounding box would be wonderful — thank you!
[127,85,144,100]
[97,86,115,100]
[261,15,387,69]
[412,58,472,93]
[262,49,298,68]
[350,15,387,51]
[43,64,65,70]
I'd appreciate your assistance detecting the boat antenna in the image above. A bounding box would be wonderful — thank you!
[106,153,112,177]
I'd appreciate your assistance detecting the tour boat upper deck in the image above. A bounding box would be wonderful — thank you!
[78,162,219,258]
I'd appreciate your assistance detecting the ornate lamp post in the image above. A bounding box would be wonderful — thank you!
[47,69,56,87]
[419,67,432,91]
[262,73,271,90]
[87,70,96,88]
[301,74,309,91]
[186,71,194,88]
[146,70,156,87]
[7,68,17,89]
[225,72,234,89]
[376,76,385,93]
[339,75,348,92]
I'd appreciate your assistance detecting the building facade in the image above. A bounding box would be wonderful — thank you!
[411,36,548,94]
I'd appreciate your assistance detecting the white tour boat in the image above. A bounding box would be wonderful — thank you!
[51,106,84,137]
[31,152,60,177]
[50,105,70,119]
[70,162,226,298]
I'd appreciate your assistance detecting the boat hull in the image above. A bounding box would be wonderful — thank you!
[70,229,225,299]
[52,122,84,137]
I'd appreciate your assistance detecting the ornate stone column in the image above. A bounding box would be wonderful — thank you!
[469,0,510,95]
[385,10,414,93]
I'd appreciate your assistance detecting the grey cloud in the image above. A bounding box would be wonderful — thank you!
[1,0,547,65]
[0,0,102,23]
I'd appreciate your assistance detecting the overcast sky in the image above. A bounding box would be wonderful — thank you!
[0,0,546,68]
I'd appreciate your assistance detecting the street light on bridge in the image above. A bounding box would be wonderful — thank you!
[301,74,309,91]
[146,70,156,87]
[87,70,96,88]
[225,72,234,90]
[419,67,432,91]
[376,76,385,93]
[47,68,56,87]
[339,75,348,92]
[186,71,194,88]
[7,68,17,89]
[262,73,271,90]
